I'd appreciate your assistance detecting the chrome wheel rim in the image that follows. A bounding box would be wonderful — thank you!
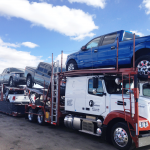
[28,111,33,121]
[114,127,128,147]
[38,112,43,123]
[27,78,30,86]
[137,60,150,75]
[68,63,74,71]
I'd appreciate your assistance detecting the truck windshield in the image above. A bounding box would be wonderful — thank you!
[10,68,24,72]
[105,78,135,94]
[123,31,140,41]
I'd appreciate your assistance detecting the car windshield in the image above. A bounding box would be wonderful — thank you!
[123,31,140,41]
[10,68,24,73]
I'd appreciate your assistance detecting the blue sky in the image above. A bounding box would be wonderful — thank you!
[0,0,150,72]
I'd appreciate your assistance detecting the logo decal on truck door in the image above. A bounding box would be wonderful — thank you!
[89,100,94,107]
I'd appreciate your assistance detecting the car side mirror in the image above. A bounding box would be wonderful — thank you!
[81,46,87,51]
[7,71,10,73]
[48,71,51,76]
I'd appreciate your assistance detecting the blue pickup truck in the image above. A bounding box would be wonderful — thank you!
[66,30,150,75]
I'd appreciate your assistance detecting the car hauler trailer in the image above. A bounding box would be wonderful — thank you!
[0,85,29,116]
[25,37,150,150]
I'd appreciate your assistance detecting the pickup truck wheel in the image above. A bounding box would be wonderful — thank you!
[135,55,150,75]
[27,76,32,88]
[28,108,36,122]
[111,122,132,150]
[66,60,78,71]
[37,109,44,125]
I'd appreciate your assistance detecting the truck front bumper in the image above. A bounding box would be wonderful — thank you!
[139,133,150,147]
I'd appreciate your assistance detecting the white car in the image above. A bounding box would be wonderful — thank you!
[4,88,30,104]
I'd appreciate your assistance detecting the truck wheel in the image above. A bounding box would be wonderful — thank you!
[111,122,132,150]
[66,60,78,71]
[37,109,45,125]
[135,55,150,75]
[28,108,36,122]
[27,76,32,88]
[9,77,16,87]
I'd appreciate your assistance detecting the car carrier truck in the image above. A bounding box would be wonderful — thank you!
[23,47,150,150]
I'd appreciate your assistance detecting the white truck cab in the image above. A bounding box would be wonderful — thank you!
[64,75,150,150]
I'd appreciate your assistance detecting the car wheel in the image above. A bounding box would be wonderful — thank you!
[66,60,78,71]
[28,108,36,122]
[37,109,45,125]
[9,77,16,87]
[111,122,132,150]
[135,55,150,75]
[27,76,32,88]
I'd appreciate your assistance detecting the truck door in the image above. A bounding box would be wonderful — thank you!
[97,33,117,67]
[85,78,106,115]
[34,63,45,86]
[77,37,101,69]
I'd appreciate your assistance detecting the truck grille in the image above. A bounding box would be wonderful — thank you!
[82,120,94,132]
[20,73,24,77]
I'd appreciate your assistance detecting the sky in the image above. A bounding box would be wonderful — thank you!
[0,0,150,73]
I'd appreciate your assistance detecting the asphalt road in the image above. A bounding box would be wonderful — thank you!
[0,113,150,150]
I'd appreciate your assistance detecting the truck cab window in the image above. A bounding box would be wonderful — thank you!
[86,37,101,49]
[143,83,150,97]
[102,33,117,45]
[88,78,103,96]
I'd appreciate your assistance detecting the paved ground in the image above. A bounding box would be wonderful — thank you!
[0,113,150,150]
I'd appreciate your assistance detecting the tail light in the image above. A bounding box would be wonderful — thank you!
[12,96,15,101]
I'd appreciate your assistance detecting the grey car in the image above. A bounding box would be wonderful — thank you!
[0,68,26,87]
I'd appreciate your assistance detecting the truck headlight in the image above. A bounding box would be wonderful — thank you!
[139,121,149,128]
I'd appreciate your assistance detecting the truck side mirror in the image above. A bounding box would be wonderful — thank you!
[93,77,98,88]
[81,46,87,51]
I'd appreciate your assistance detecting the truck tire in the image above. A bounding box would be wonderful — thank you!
[37,109,45,125]
[28,108,36,122]
[27,75,32,88]
[135,55,150,75]
[111,122,132,150]
[9,77,16,87]
[66,60,78,71]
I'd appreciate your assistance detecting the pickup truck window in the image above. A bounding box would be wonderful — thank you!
[123,31,140,41]
[86,37,101,49]
[143,83,150,97]
[10,68,24,72]
[102,33,117,45]
[88,78,103,95]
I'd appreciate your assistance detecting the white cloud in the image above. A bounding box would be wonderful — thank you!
[0,38,20,48]
[0,0,98,40]
[22,42,39,48]
[68,0,106,8]
[140,0,150,14]
[130,30,144,37]
[54,53,68,68]
[0,38,42,73]
[71,32,95,41]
